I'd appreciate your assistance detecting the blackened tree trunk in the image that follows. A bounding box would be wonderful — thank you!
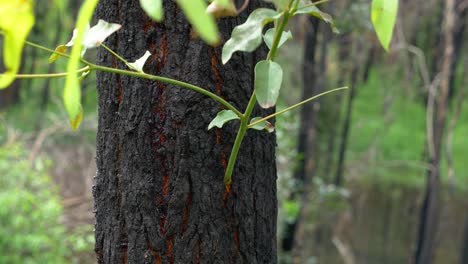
[93,1,277,263]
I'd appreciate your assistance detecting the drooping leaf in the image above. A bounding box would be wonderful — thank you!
[222,8,278,64]
[208,110,240,130]
[0,0,35,88]
[176,0,220,45]
[249,117,275,133]
[64,0,99,129]
[254,60,283,108]
[140,0,163,21]
[371,0,398,51]
[294,0,339,33]
[69,105,83,129]
[48,45,68,64]
[263,28,293,50]
[128,50,152,72]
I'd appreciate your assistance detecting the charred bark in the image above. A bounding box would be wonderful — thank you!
[93,1,277,264]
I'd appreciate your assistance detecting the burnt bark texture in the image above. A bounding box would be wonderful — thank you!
[93,1,277,264]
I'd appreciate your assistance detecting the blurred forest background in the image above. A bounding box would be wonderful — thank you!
[0,0,467,263]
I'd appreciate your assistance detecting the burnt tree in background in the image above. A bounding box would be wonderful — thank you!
[93,1,277,263]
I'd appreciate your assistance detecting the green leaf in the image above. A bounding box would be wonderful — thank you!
[254,60,283,108]
[48,45,68,64]
[176,0,220,45]
[140,0,163,21]
[371,0,398,51]
[263,29,293,50]
[294,1,339,33]
[222,8,279,64]
[249,117,275,132]
[0,0,35,88]
[64,0,99,129]
[208,110,240,130]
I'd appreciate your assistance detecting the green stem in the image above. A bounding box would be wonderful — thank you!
[267,12,291,61]
[224,94,257,185]
[293,0,330,12]
[224,6,293,185]
[89,63,243,117]
[101,43,136,71]
[1,66,90,79]
[248,86,348,128]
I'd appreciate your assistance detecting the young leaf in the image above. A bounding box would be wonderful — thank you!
[208,110,240,130]
[48,45,68,64]
[0,0,34,88]
[294,1,339,33]
[371,0,398,51]
[222,8,279,64]
[263,28,292,50]
[140,0,163,21]
[128,50,152,72]
[254,60,283,108]
[249,117,275,132]
[66,20,121,57]
[176,0,220,45]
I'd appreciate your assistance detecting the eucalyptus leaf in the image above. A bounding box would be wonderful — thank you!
[140,0,163,21]
[263,29,292,50]
[0,0,35,88]
[371,0,398,51]
[128,50,152,72]
[254,60,283,108]
[176,0,219,45]
[64,0,99,129]
[294,1,339,33]
[208,110,240,130]
[249,117,275,133]
[222,8,278,64]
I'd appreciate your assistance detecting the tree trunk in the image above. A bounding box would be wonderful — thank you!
[281,17,320,255]
[461,215,468,264]
[414,0,459,263]
[334,40,363,186]
[93,1,277,263]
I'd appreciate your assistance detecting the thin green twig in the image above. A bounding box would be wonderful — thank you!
[248,87,348,128]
